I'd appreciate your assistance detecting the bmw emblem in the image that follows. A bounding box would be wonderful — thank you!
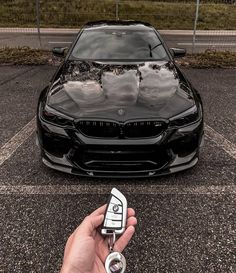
[118,109,125,116]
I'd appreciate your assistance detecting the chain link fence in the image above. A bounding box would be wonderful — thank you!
[0,0,235,52]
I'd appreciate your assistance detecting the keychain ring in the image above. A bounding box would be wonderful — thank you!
[105,251,126,273]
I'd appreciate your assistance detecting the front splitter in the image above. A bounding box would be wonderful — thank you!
[42,155,198,178]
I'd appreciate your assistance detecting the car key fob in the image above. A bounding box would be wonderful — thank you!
[101,188,127,235]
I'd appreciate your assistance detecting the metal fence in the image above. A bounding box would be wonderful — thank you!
[0,0,235,53]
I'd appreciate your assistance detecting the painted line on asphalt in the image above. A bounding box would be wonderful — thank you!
[0,117,36,166]
[48,41,72,44]
[178,42,236,46]
[205,124,236,160]
[0,184,235,195]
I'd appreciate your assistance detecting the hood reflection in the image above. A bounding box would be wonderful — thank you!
[48,61,193,119]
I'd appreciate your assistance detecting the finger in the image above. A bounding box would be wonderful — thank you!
[72,205,106,235]
[79,214,104,235]
[90,204,107,217]
[126,216,137,227]
[114,226,135,253]
[127,208,135,218]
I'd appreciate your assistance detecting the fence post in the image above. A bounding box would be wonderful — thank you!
[36,0,42,48]
[192,0,200,53]
[116,0,119,20]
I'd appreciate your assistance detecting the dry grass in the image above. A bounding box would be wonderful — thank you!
[0,47,56,65]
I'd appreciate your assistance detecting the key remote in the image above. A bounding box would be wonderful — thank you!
[101,188,127,235]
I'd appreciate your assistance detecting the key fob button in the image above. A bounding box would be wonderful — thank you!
[106,212,122,220]
[111,196,122,205]
[108,203,122,214]
[113,204,119,212]
[105,220,122,228]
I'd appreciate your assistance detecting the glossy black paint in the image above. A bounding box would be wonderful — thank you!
[170,48,186,58]
[47,61,195,120]
[52,47,67,58]
[36,20,204,177]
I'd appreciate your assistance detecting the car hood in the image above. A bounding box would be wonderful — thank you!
[47,60,194,121]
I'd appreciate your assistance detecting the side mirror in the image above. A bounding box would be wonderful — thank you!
[170,48,186,58]
[52,47,67,58]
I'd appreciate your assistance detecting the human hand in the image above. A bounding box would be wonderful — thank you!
[60,204,137,273]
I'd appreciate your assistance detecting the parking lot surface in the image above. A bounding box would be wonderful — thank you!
[0,65,235,273]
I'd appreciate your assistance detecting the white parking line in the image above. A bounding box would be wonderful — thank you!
[205,125,236,160]
[0,184,235,195]
[178,42,236,46]
[0,118,235,167]
[48,41,72,44]
[0,117,36,166]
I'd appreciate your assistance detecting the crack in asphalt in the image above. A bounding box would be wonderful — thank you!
[0,67,36,86]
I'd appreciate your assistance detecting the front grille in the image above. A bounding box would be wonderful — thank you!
[71,145,171,172]
[77,121,120,138]
[76,120,167,138]
[124,121,166,138]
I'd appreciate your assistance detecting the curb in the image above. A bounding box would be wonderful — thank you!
[0,28,236,36]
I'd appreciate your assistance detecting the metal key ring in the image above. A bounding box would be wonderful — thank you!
[105,252,126,273]
[108,232,116,252]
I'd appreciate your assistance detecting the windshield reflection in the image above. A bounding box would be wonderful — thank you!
[71,29,168,60]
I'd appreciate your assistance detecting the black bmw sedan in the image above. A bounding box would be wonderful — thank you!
[37,20,204,178]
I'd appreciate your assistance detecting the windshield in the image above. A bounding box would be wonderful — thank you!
[71,29,168,61]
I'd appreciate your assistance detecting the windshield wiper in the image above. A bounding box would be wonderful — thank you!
[148,43,162,57]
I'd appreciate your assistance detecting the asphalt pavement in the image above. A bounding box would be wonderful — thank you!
[0,65,235,273]
[0,29,236,53]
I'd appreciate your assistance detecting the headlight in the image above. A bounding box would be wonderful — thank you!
[41,105,74,127]
[169,105,201,127]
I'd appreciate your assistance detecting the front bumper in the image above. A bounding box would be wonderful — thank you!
[42,151,199,178]
[37,117,203,178]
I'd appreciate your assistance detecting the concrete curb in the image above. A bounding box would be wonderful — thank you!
[0,28,236,36]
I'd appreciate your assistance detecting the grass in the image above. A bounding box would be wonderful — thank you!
[0,47,236,68]
[0,47,55,65]
[0,0,235,29]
